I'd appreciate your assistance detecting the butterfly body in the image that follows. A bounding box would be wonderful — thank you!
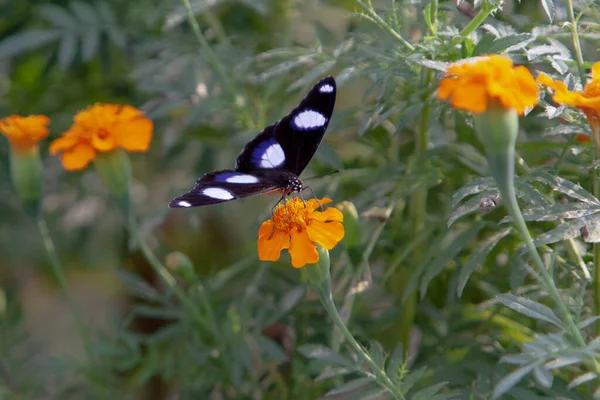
[169,76,336,208]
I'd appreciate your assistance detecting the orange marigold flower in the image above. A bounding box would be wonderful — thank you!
[537,62,600,133]
[258,197,344,268]
[49,104,153,171]
[438,55,539,115]
[0,115,50,152]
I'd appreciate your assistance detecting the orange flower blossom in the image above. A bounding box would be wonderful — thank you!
[438,55,539,115]
[258,197,344,268]
[50,104,153,171]
[0,115,50,152]
[537,61,600,136]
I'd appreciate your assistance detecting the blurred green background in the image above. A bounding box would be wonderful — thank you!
[1,0,599,398]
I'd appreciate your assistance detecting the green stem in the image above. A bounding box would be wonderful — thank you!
[459,2,495,37]
[429,0,438,35]
[318,291,404,400]
[36,216,91,355]
[516,151,590,281]
[352,0,415,51]
[398,73,431,348]
[564,0,586,86]
[125,210,216,336]
[501,184,600,375]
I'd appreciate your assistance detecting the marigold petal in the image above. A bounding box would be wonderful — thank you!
[289,229,318,268]
[60,142,96,171]
[92,131,117,151]
[0,115,50,150]
[117,105,144,119]
[257,220,290,262]
[305,197,332,212]
[439,56,538,115]
[114,117,153,152]
[49,134,78,155]
[307,220,344,250]
[312,207,344,223]
[450,81,488,114]
[437,77,456,101]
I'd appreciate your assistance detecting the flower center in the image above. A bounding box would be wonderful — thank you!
[97,128,110,140]
[272,198,312,232]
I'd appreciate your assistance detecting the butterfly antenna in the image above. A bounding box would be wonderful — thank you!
[302,169,340,182]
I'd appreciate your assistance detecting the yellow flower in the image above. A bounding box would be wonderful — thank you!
[537,62,600,133]
[258,198,345,268]
[49,104,153,171]
[438,55,539,115]
[0,115,50,152]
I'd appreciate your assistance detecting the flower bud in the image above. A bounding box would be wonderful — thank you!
[302,245,332,298]
[165,251,195,283]
[10,147,43,215]
[94,149,132,210]
[472,101,519,199]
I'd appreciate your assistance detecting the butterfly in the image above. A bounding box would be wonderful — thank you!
[168,76,337,208]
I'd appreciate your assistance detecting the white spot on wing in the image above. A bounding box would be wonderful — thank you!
[202,188,234,200]
[319,84,334,93]
[293,110,327,130]
[178,201,192,207]
[225,174,259,184]
[260,143,285,168]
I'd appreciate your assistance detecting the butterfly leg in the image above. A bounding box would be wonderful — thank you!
[302,185,323,210]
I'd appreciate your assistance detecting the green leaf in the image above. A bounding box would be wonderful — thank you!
[514,181,549,207]
[401,366,427,393]
[540,0,555,22]
[368,341,385,369]
[298,344,353,367]
[254,334,287,363]
[579,316,600,329]
[526,170,600,205]
[58,33,77,68]
[96,1,117,23]
[0,30,61,58]
[545,355,583,369]
[486,33,534,54]
[452,177,496,208]
[39,4,77,28]
[492,363,536,399]
[315,367,355,382]
[496,294,565,329]
[533,365,553,388]
[420,222,485,299]
[472,33,496,56]
[81,28,100,61]
[534,214,600,247]
[411,382,448,400]
[325,377,374,396]
[70,1,98,24]
[385,344,404,380]
[277,286,306,318]
[568,372,597,390]
[107,27,127,49]
[457,228,511,296]
[505,203,600,223]
[288,60,336,92]
[448,190,498,226]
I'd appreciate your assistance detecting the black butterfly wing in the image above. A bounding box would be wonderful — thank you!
[235,76,336,175]
[168,170,281,208]
[169,76,336,208]
[274,75,336,175]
